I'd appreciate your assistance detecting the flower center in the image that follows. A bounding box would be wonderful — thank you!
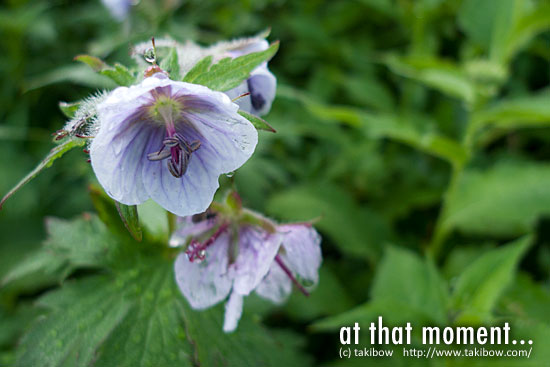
[147,94,201,178]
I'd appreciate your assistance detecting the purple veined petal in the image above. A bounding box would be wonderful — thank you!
[140,81,256,217]
[223,292,244,333]
[174,231,233,309]
[169,216,217,248]
[141,123,220,217]
[278,224,322,287]
[178,90,258,174]
[90,119,158,205]
[255,263,292,304]
[230,226,282,296]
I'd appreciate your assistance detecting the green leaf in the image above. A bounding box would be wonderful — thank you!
[278,86,467,167]
[266,183,392,262]
[24,64,116,91]
[442,161,550,237]
[501,4,550,63]
[370,247,449,324]
[361,113,468,168]
[75,54,136,86]
[193,41,279,91]
[313,247,449,330]
[0,138,85,210]
[115,202,142,242]
[182,55,213,83]
[499,273,550,324]
[160,47,181,80]
[383,54,477,104]
[100,63,136,87]
[238,110,276,132]
[58,101,81,119]
[468,92,550,147]
[14,215,310,367]
[2,215,117,286]
[451,236,531,323]
[74,54,107,72]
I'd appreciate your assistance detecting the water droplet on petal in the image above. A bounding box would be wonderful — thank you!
[144,47,156,63]
[225,172,235,178]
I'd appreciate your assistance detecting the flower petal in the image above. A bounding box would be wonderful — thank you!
[230,226,281,296]
[174,231,232,309]
[169,216,216,247]
[255,264,292,304]
[223,292,244,333]
[224,67,276,116]
[90,120,157,205]
[278,224,322,286]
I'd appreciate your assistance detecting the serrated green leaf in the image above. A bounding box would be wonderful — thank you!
[442,161,550,237]
[193,41,279,91]
[14,215,310,367]
[160,47,181,80]
[58,101,81,119]
[451,236,531,323]
[0,138,85,210]
[238,110,276,132]
[182,55,213,83]
[115,202,142,242]
[100,63,136,86]
[2,215,116,286]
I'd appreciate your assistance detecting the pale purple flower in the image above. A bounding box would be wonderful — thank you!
[173,212,322,332]
[90,74,258,216]
[101,0,133,21]
[209,39,277,116]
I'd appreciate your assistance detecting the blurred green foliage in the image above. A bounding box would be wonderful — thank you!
[1,0,549,366]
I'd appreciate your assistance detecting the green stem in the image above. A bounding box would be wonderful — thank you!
[167,211,176,236]
[428,162,463,260]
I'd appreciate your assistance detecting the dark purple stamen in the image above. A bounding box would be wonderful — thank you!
[147,133,201,178]
[186,222,229,262]
[274,255,310,297]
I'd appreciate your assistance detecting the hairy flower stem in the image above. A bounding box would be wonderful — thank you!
[274,255,310,297]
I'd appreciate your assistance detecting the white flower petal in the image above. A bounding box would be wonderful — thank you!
[223,292,244,333]
[90,120,156,205]
[255,264,292,304]
[278,224,322,286]
[174,231,233,309]
[230,226,282,296]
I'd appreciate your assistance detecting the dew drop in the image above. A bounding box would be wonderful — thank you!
[225,172,235,178]
[144,47,156,63]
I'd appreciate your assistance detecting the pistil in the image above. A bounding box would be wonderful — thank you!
[186,222,230,262]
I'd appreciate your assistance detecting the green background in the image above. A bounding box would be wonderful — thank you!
[1,0,549,366]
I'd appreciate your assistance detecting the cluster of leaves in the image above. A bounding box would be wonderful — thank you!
[1,0,550,366]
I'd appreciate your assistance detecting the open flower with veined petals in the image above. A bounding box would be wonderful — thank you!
[173,207,322,332]
[90,74,258,217]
